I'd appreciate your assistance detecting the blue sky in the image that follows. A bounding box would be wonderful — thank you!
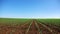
[0,0,60,18]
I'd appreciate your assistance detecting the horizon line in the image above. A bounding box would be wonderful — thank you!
[0,17,60,19]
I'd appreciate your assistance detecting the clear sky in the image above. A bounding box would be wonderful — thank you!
[0,0,60,18]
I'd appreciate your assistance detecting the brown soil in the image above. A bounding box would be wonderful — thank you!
[0,20,60,34]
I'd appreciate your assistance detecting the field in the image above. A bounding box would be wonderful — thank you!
[0,18,60,34]
[37,19,60,26]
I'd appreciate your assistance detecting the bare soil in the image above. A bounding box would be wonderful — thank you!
[0,20,60,34]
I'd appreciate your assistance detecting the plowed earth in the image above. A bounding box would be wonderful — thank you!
[0,20,60,34]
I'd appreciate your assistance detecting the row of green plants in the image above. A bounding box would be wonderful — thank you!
[37,19,60,26]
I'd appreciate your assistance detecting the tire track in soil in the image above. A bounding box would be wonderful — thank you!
[35,20,42,34]
[25,20,32,34]
[25,20,40,34]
